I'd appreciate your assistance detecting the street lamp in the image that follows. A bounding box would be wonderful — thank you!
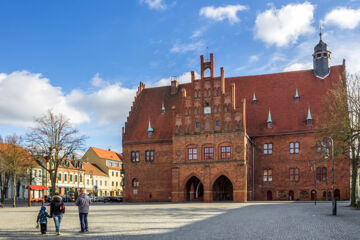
[318,137,336,216]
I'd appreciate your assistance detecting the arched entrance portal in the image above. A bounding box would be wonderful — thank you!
[289,190,294,200]
[267,190,272,200]
[212,175,233,201]
[185,176,204,201]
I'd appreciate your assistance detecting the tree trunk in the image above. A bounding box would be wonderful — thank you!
[12,173,16,208]
[50,172,57,196]
[351,158,358,207]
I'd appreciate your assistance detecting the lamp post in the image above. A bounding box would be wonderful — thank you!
[319,137,336,216]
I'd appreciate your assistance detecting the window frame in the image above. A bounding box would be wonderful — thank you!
[203,146,214,160]
[290,168,300,182]
[220,146,231,160]
[290,142,300,154]
[132,178,140,188]
[187,147,198,161]
[264,143,273,155]
[145,150,155,162]
[263,169,272,182]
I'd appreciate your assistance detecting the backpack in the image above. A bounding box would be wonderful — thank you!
[60,202,65,214]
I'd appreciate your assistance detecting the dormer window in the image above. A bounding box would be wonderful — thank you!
[147,120,154,137]
[204,102,211,114]
[252,93,258,104]
[306,106,313,126]
[267,108,273,129]
[294,88,300,101]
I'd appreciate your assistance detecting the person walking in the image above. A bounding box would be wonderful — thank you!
[75,189,91,233]
[50,192,65,236]
[36,206,51,235]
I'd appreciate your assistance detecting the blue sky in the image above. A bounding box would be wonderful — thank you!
[1,0,360,153]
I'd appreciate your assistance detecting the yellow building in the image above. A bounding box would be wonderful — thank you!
[82,147,123,196]
[82,162,108,196]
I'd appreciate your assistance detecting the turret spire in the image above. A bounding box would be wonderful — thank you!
[147,119,154,137]
[267,108,273,129]
[267,108,272,122]
[306,106,312,120]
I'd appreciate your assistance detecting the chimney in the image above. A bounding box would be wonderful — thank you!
[231,82,236,110]
[191,71,195,83]
[221,67,225,94]
[171,79,179,95]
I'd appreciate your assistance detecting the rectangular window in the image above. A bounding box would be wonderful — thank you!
[131,151,140,162]
[75,175,78,183]
[322,167,327,181]
[116,182,118,187]
[195,121,200,128]
[290,168,300,182]
[64,174,67,182]
[188,148,198,160]
[80,175,82,183]
[100,180,102,186]
[264,143,273,154]
[70,175,73,182]
[58,173,62,181]
[263,169,272,182]
[105,181,107,186]
[112,181,114,186]
[220,146,231,160]
[290,142,300,154]
[87,179,89,185]
[316,167,322,181]
[112,171,114,177]
[204,147,214,160]
[145,150,155,162]
[116,172,118,177]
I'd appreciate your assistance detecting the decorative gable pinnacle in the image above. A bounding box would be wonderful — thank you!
[253,92,257,102]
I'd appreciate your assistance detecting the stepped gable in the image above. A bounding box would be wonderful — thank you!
[226,64,345,136]
[124,84,189,143]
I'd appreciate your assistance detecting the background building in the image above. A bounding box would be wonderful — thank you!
[82,147,123,196]
[83,162,108,196]
[122,37,350,202]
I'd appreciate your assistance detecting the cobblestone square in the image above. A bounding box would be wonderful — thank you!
[0,201,359,240]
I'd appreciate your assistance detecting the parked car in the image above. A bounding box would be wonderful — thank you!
[110,197,123,202]
[97,196,104,202]
[62,195,72,202]
[103,197,111,203]
[89,196,96,202]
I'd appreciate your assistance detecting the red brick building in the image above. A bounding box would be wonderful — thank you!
[122,37,350,202]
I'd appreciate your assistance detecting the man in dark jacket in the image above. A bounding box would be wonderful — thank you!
[50,193,64,235]
[75,189,91,233]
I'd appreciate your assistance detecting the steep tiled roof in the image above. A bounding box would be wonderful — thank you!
[82,162,107,176]
[91,147,121,162]
[124,86,186,143]
[227,65,345,136]
[124,64,345,141]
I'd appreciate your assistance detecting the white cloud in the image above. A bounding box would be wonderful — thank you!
[254,2,315,47]
[283,62,312,72]
[199,4,247,24]
[0,71,90,127]
[141,0,166,10]
[68,84,136,125]
[170,41,205,53]
[249,55,260,63]
[153,72,200,87]
[323,7,360,29]
[91,72,106,87]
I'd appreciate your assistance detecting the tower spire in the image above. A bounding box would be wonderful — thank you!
[306,106,312,120]
[253,92,257,101]
[267,108,273,129]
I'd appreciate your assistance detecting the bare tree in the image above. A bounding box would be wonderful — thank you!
[322,73,360,207]
[26,110,86,196]
[0,135,33,207]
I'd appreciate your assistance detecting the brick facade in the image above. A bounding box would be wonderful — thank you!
[123,48,350,202]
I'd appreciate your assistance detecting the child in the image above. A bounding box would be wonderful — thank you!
[37,206,51,234]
